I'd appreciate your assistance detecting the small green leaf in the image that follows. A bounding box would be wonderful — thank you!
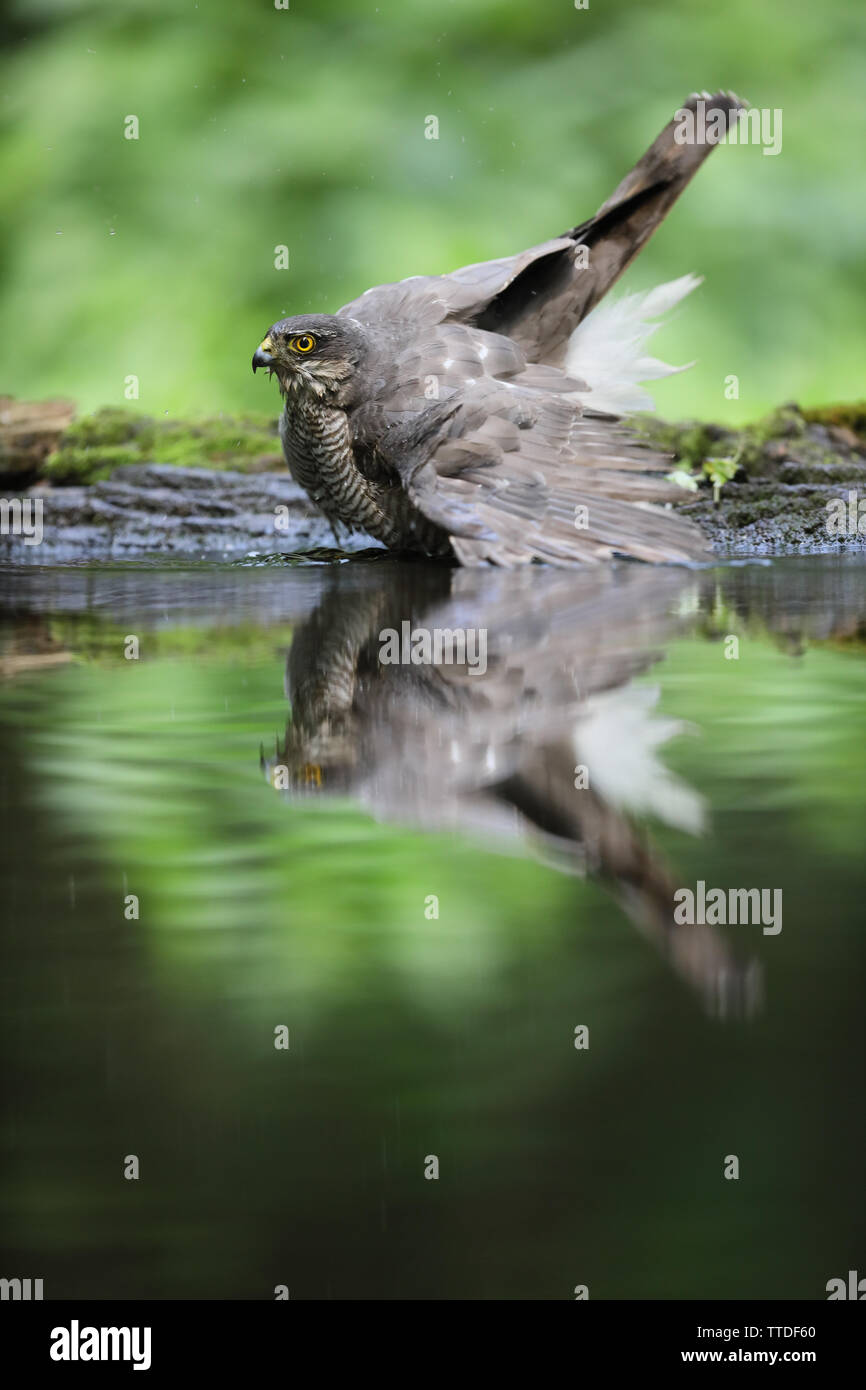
[666,468,699,492]
[702,456,740,488]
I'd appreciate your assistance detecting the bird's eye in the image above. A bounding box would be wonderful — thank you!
[290,334,316,353]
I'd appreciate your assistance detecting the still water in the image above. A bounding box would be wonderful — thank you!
[0,554,863,1299]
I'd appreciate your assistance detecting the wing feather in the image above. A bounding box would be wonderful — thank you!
[375,376,709,567]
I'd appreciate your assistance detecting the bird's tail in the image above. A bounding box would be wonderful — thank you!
[476,92,748,366]
[567,91,747,323]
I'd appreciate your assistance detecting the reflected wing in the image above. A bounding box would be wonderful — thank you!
[270,563,760,1016]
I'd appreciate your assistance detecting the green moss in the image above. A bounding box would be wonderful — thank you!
[42,407,282,484]
[149,415,279,469]
[633,404,833,483]
[749,403,806,445]
[43,445,142,484]
[59,407,156,451]
[45,408,155,483]
[630,415,727,470]
[733,404,806,474]
[802,402,866,436]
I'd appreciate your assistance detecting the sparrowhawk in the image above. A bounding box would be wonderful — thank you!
[262,562,760,1013]
[253,92,746,566]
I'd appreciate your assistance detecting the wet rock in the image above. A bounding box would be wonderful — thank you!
[658,402,866,554]
[0,464,377,563]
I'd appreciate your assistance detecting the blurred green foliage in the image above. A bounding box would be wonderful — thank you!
[0,0,863,425]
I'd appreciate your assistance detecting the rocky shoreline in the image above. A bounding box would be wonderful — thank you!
[1,398,864,564]
[1,464,374,564]
[634,402,866,556]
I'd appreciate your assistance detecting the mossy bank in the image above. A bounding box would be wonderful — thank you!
[2,398,865,562]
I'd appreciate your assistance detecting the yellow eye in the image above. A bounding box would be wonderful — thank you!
[291,334,316,353]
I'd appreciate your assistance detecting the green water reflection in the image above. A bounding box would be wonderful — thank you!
[0,556,863,1299]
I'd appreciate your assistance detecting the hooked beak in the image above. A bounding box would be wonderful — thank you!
[252,335,274,374]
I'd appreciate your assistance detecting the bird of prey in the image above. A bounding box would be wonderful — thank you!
[252,92,746,566]
[262,561,762,1015]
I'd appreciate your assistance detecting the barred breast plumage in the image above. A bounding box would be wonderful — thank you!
[279,398,451,554]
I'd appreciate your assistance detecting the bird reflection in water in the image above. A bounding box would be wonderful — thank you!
[262,562,763,1018]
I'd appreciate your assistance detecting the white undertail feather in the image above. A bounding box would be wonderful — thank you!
[574,684,705,836]
[564,272,703,415]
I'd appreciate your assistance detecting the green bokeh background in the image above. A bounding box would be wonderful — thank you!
[1,0,863,424]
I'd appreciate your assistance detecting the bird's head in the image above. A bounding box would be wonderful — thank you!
[251,314,370,405]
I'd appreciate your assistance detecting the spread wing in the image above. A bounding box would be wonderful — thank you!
[336,236,577,345]
[370,367,710,567]
[338,92,747,563]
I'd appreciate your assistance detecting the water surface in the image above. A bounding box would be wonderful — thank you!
[0,555,863,1299]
